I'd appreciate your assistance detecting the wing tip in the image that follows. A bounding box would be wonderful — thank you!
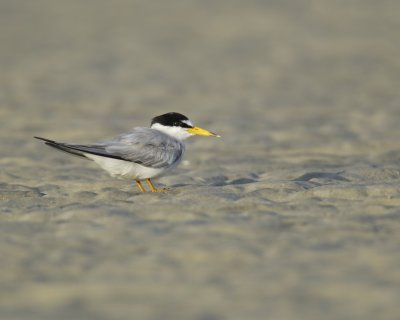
[34,136,54,143]
[34,136,91,160]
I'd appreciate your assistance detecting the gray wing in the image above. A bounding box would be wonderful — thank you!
[39,128,185,169]
[103,128,185,168]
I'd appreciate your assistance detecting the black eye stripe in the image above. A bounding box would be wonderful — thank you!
[151,112,192,127]
[178,122,192,128]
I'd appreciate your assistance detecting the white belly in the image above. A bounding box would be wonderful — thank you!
[85,154,168,180]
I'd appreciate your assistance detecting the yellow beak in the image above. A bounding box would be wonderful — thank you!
[187,126,220,137]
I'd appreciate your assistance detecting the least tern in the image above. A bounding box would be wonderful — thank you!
[35,112,219,192]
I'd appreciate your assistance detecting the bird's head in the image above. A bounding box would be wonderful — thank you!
[150,112,220,140]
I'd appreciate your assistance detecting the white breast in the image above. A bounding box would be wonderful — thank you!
[85,154,169,180]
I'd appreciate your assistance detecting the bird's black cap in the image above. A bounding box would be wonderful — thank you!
[151,112,192,128]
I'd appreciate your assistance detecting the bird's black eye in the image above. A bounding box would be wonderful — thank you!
[174,121,192,128]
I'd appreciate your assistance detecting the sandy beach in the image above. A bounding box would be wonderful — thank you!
[1,1,400,319]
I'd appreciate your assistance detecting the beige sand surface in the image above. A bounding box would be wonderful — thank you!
[1,1,400,319]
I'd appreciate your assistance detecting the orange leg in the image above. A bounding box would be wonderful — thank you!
[146,178,157,192]
[146,178,167,192]
[135,180,146,192]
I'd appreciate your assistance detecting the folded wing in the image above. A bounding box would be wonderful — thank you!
[35,128,185,169]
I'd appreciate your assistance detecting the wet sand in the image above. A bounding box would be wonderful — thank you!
[1,1,400,319]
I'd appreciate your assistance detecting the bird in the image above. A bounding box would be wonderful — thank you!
[35,112,220,192]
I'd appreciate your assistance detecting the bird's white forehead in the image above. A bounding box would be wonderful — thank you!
[182,119,193,127]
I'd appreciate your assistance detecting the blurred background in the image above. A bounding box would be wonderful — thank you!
[2,0,400,154]
[1,1,400,319]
